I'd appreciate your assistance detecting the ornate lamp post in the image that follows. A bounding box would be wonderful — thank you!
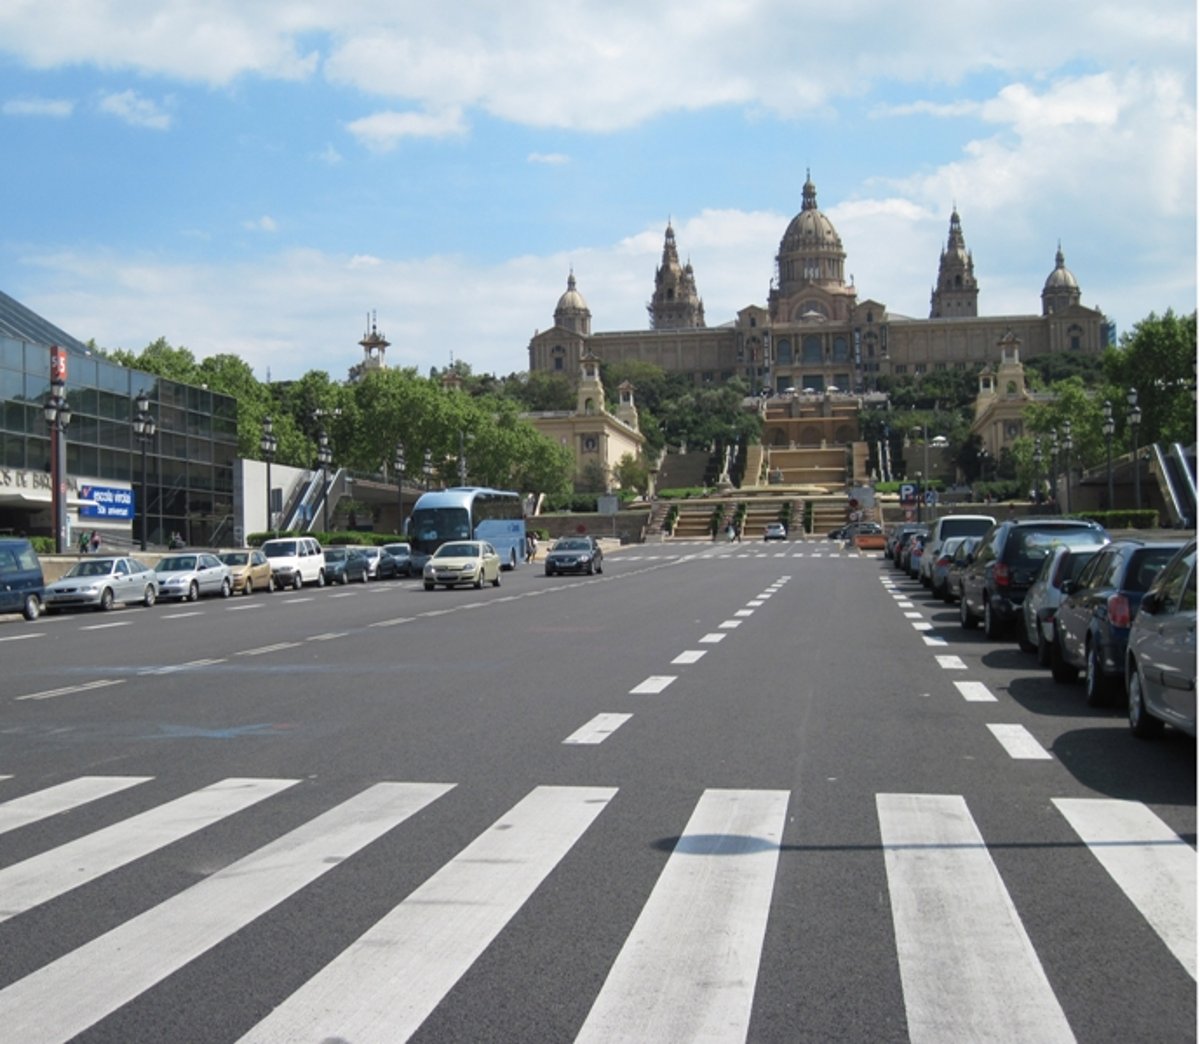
[43,352,72,553]
[260,416,277,537]
[1033,436,1043,505]
[133,390,157,551]
[1061,419,1073,514]
[316,429,333,532]
[1048,429,1059,508]
[423,449,433,490]
[458,430,468,485]
[1126,387,1142,511]
[1102,401,1115,510]
[394,442,406,534]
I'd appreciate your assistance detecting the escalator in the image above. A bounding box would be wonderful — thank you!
[1150,442,1196,529]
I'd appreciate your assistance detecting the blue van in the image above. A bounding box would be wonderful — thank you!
[0,538,46,620]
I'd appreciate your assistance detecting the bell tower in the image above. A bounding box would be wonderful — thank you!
[929,208,979,318]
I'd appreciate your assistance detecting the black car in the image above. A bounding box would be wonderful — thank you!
[382,542,414,576]
[544,536,603,576]
[958,518,1109,638]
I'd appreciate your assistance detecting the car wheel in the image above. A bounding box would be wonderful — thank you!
[545,567,554,576]
[1128,665,1164,738]
[143,585,156,608]
[317,570,325,588]
[492,572,501,587]
[1036,628,1052,667]
[99,587,115,611]
[596,560,602,574]
[221,578,232,598]
[361,569,368,583]
[22,593,41,621]
[1084,640,1112,707]
[1050,629,1078,684]
[474,574,484,590]
[983,599,1004,640]
[424,581,435,591]
[187,581,199,602]
[959,592,978,630]
[1017,621,1036,654]
[586,560,594,575]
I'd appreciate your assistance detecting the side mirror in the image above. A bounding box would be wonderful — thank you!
[1140,590,1161,615]
[1060,578,1076,596]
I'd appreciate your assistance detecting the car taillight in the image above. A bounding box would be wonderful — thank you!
[937,554,952,567]
[994,562,1011,588]
[1108,594,1131,628]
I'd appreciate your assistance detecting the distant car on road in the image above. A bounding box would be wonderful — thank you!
[154,552,233,601]
[544,536,604,576]
[764,522,788,541]
[44,555,159,612]
[382,542,414,576]
[423,541,502,590]
[218,549,273,595]
[323,546,369,585]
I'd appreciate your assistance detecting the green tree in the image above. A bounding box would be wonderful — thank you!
[1103,310,1197,446]
[612,453,650,496]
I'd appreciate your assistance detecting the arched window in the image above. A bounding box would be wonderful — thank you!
[802,336,822,363]
[1068,324,1083,350]
[775,338,793,364]
[832,336,849,361]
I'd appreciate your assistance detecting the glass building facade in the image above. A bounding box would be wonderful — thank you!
[0,333,239,548]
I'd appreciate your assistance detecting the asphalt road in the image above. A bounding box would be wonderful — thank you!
[0,539,1194,1042]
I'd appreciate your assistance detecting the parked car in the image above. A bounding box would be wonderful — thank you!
[942,536,981,604]
[323,546,369,584]
[422,541,502,590]
[1020,545,1105,666]
[544,536,604,576]
[261,536,326,590]
[44,555,159,612]
[929,536,969,601]
[154,552,233,601]
[828,521,882,541]
[890,525,927,568]
[920,514,996,590]
[218,549,274,595]
[1051,538,1187,704]
[0,537,45,620]
[899,532,927,578]
[356,545,399,580]
[382,542,414,576]
[958,518,1109,638]
[764,522,788,541]
[1126,539,1196,738]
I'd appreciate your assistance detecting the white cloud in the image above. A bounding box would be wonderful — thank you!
[97,89,172,130]
[316,143,343,165]
[344,107,467,150]
[2,96,74,117]
[243,216,278,233]
[528,152,569,165]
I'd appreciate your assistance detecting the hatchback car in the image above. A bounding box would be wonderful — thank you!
[154,552,233,601]
[1052,538,1186,704]
[261,536,326,590]
[218,549,274,595]
[382,542,414,576]
[1020,545,1104,665]
[888,524,927,565]
[544,536,604,576]
[942,536,981,604]
[356,546,399,580]
[958,518,1109,638]
[324,546,369,584]
[44,556,159,612]
[1126,540,1196,738]
[764,522,788,541]
[423,541,502,590]
[0,537,45,620]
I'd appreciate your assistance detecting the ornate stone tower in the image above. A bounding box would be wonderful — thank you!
[648,223,706,330]
[555,271,592,336]
[576,350,605,415]
[1041,244,1082,315]
[350,313,389,382]
[929,208,978,318]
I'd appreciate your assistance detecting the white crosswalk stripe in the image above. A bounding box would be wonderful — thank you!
[0,775,1192,1041]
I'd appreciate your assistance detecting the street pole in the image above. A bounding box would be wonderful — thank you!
[317,429,332,533]
[1061,420,1073,515]
[1102,400,1114,510]
[394,442,406,536]
[260,416,277,537]
[1127,388,1142,512]
[44,345,72,554]
[134,390,157,551]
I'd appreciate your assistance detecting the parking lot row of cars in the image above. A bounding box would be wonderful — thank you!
[885,516,1197,740]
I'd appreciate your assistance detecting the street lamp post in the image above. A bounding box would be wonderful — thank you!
[1061,420,1073,514]
[423,449,433,490]
[1127,387,1142,511]
[1048,429,1059,508]
[1033,436,1043,505]
[260,416,277,537]
[458,430,468,486]
[316,429,332,533]
[1102,400,1115,509]
[394,442,406,535]
[133,390,157,551]
[43,351,72,553]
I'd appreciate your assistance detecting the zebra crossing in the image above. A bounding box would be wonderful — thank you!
[0,774,1193,1041]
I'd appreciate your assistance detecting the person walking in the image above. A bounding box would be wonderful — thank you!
[88,530,100,554]
[78,530,89,554]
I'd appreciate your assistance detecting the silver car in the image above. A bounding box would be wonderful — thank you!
[44,556,159,612]
[1126,540,1196,738]
[154,552,233,601]
[1020,544,1104,665]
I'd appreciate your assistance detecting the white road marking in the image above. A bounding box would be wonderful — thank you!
[734,609,755,617]
[718,619,742,629]
[80,620,132,631]
[0,632,43,642]
[699,633,726,643]
[577,788,788,1043]
[307,632,349,641]
[877,793,1074,1043]
[904,611,923,618]
[746,600,765,607]
[368,618,415,628]
[911,622,933,632]
[0,776,152,836]
[922,635,948,646]
[671,650,706,665]
[1054,798,1197,979]
[986,724,1053,760]
[15,678,124,702]
[236,642,302,656]
[954,681,996,702]
[161,611,204,620]
[242,785,614,1043]
[139,658,226,675]
[630,675,676,695]
[935,655,967,670]
[563,713,634,744]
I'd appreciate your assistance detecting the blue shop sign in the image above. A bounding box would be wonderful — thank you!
[80,484,134,520]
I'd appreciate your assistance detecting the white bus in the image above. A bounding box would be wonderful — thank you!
[407,487,526,571]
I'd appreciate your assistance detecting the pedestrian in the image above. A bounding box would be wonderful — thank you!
[89,530,100,553]
[78,530,89,554]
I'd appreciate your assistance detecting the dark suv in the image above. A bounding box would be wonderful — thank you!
[958,518,1109,638]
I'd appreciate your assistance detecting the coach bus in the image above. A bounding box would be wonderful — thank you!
[406,487,526,571]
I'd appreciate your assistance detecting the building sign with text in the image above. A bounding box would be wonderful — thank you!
[79,484,134,520]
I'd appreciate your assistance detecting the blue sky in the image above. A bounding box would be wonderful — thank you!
[0,2,1194,383]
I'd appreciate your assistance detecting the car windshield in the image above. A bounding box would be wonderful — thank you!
[554,540,590,550]
[68,559,116,578]
[436,543,478,558]
[156,556,196,572]
[1011,528,1106,570]
[262,541,296,558]
[325,548,348,562]
[219,553,248,566]
[384,544,410,556]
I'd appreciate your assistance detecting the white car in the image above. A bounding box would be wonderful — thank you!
[261,536,326,590]
[764,522,788,541]
[423,541,502,590]
[154,552,233,601]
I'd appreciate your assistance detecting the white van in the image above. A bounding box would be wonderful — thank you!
[921,514,996,593]
[261,536,326,590]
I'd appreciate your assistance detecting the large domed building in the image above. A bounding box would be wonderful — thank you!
[528,173,1110,396]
